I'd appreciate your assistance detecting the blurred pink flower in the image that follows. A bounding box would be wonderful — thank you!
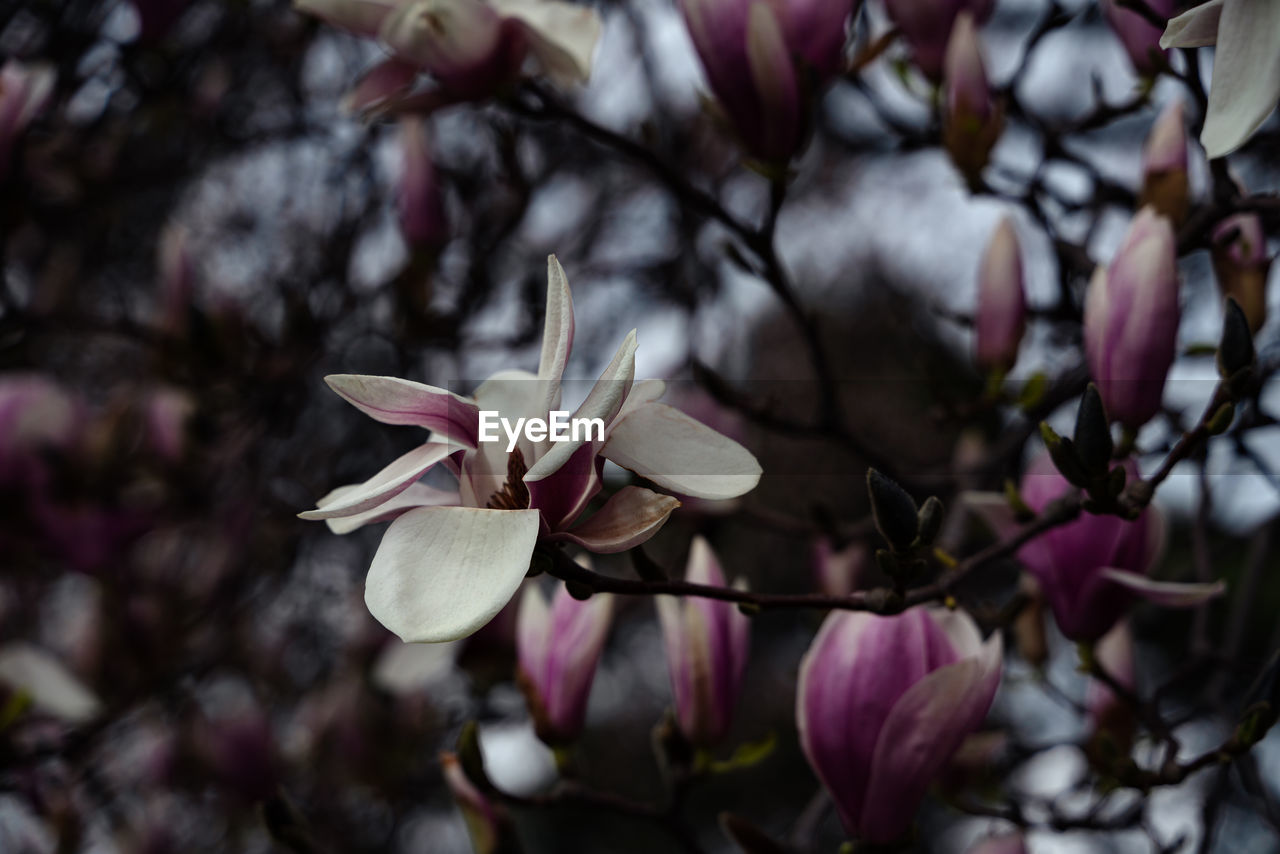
[883,0,994,82]
[796,606,1001,843]
[974,217,1026,373]
[1102,0,1175,75]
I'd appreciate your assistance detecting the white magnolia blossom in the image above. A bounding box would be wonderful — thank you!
[1161,0,1280,158]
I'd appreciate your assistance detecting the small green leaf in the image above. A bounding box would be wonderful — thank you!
[710,732,778,774]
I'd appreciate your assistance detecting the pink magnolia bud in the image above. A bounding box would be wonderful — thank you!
[656,537,751,746]
[796,606,1002,843]
[1138,100,1189,225]
[811,537,866,597]
[1018,453,1220,641]
[398,119,450,249]
[974,217,1027,373]
[942,13,1001,186]
[682,0,803,163]
[379,0,527,99]
[775,0,859,79]
[1083,207,1180,429]
[0,60,56,178]
[883,0,994,82]
[516,579,613,745]
[967,833,1027,854]
[1212,212,1270,333]
[440,751,513,854]
[1102,0,1176,76]
[1085,621,1135,759]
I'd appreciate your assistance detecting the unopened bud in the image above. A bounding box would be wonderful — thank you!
[1137,100,1188,225]
[1211,213,1270,334]
[866,468,919,552]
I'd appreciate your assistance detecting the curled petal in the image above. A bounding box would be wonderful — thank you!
[326,374,480,447]
[322,482,461,534]
[603,403,762,500]
[299,443,457,520]
[1099,568,1226,606]
[1197,0,1280,158]
[537,255,576,411]
[1160,0,1224,48]
[365,506,540,642]
[493,0,602,84]
[552,486,680,553]
[341,60,421,115]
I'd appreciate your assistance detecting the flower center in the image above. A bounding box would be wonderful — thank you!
[486,446,530,511]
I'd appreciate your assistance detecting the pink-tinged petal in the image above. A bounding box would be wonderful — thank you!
[1099,568,1226,606]
[525,330,637,482]
[294,0,398,36]
[776,0,857,79]
[1160,0,1224,48]
[1102,0,1175,74]
[744,0,802,162]
[341,60,420,115]
[299,443,457,520]
[974,217,1026,372]
[536,255,575,410]
[1144,99,1187,174]
[527,444,603,532]
[322,482,461,534]
[516,582,552,683]
[326,374,479,448]
[602,403,762,500]
[365,506,541,643]
[538,583,613,741]
[1197,0,1280,158]
[379,0,525,97]
[0,643,103,724]
[465,369,544,507]
[552,486,680,553]
[858,631,1002,843]
[493,0,603,84]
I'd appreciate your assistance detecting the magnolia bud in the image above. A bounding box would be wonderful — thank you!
[515,578,613,745]
[379,0,526,99]
[1101,0,1175,76]
[883,0,995,82]
[974,217,1026,373]
[1085,621,1136,761]
[1211,213,1270,333]
[1083,207,1180,429]
[1138,100,1189,225]
[656,537,750,746]
[942,13,1001,187]
[796,607,1001,843]
[0,60,56,178]
[398,118,449,250]
[866,468,918,552]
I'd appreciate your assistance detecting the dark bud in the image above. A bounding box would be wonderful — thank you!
[1074,384,1114,476]
[1040,422,1089,488]
[916,496,944,547]
[866,469,919,552]
[1218,297,1255,389]
[456,721,495,793]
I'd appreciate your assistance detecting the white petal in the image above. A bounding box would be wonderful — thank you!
[1198,0,1280,158]
[300,443,455,520]
[1100,568,1226,606]
[323,482,461,534]
[325,374,479,447]
[492,0,602,84]
[602,403,762,500]
[0,644,102,724]
[554,486,681,553]
[1160,0,1224,48]
[537,255,575,414]
[365,506,541,643]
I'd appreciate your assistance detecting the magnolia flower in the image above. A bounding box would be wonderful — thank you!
[796,606,1002,843]
[656,537,750,746]
[971,454,1223,642]
[516,575,613,744]
[1161,1,1280,158]
[1083,207,1180,429]
[1138,100,1189,225]
[302,256,762,643]
[0,60,55,178]
[942,12,1001,185]
[883,0,994,82]
[681,0,856,162]
[398,118,449,249]
[297,0,601,111]
[1212,212,1270,333]
[1102,0,1175,75]
[974,217,1026,373]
